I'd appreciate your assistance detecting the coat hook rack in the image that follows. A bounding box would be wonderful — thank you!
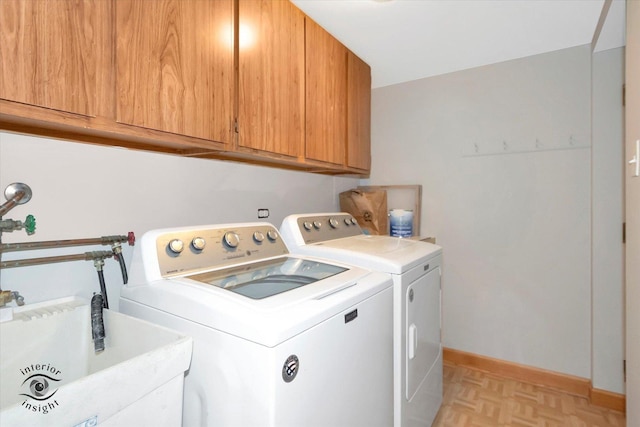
[463,134,590,158]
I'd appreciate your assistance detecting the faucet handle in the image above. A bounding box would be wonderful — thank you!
[0,214,36,234]
[24,214,36,235]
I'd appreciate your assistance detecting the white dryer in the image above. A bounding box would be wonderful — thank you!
[120,222,393,427]
[280,213,443,427]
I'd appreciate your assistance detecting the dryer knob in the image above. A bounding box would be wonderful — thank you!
[344,218,352,226]
[253,231,265,243]
[303,221,313,231]
[168,239,184,254]
[223,232,240,248]
[328,218,339,228]
[313,221,322,229]
[267,230,278,241]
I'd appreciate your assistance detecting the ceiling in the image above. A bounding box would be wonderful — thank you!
[291,0,627,88]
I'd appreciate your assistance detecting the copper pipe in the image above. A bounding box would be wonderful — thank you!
[0,251,113,269]
[0,193,25,216]
[0,234,133,253]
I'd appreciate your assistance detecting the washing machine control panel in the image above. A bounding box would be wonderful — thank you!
[292,214,363,244]
[154,224,289,277]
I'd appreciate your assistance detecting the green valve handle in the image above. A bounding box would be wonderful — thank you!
[24,214,36,235]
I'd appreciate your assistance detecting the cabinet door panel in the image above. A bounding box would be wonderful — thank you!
[116,0,233,143]
[0,0,98,116]
[305,18,347,165]
[238,0,304,157]
[347,52,371,171]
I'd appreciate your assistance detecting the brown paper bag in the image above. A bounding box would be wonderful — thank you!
[339,189,388,235]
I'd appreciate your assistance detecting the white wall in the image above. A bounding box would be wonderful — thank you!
[365,45,594,379]
[0,44,624,395]
[0,132,358,311]
[591,47,625,393]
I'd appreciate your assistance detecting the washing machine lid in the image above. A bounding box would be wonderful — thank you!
[188,256,347,299]
[121,254,392,347]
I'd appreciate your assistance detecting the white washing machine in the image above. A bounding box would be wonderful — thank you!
[280,213,443,427]
[119,222,393,427]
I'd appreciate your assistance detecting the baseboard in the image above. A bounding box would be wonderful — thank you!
[443,347,625,412]
[590,387,626,412]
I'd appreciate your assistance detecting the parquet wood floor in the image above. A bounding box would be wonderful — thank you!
[433,363,626,427]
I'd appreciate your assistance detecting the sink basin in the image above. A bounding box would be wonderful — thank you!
[0,297,192,426]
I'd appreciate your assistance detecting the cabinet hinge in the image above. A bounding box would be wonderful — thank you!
[234,118,239,134]
[623,222,626,244]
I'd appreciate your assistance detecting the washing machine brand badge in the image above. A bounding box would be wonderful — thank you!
[282,355,299,383]
[18,363,62,414]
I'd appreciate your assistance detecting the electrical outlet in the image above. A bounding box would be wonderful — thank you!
[257,209,270,219]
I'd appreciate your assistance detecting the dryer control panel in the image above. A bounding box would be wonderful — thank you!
[283,214,364,245]
[151,224,289,278]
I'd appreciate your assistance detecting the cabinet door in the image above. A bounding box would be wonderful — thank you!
[305,18,347,166]
[347,52,372,171]
[237,0,304,158]
[0,0,100,116]
[116,0,233,144]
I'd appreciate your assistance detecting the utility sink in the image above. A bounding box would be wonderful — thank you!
[0,297,192,427]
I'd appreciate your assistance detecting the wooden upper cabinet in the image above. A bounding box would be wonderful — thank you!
[115,0,234,144]
[305,18,347,166]
[237,0,305,158]
[347,51,371,171]
[0,0,370,175]
[0,0,101,116]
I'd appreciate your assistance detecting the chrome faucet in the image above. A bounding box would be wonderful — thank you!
[0,290,25,308]
[0,182,32,217]
[1,182,35,298]
[0,183,36,235]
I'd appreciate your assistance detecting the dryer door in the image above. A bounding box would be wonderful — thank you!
[405,267,441,401]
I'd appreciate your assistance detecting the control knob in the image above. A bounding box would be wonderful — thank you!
[253,231,265,243]
[313,221,322,229]
[223,232,240,248]
[328,218,339,228]
[191,237,206,251]
[303,221,313,231]
[168,239,184,254]
[267,230,278,241]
